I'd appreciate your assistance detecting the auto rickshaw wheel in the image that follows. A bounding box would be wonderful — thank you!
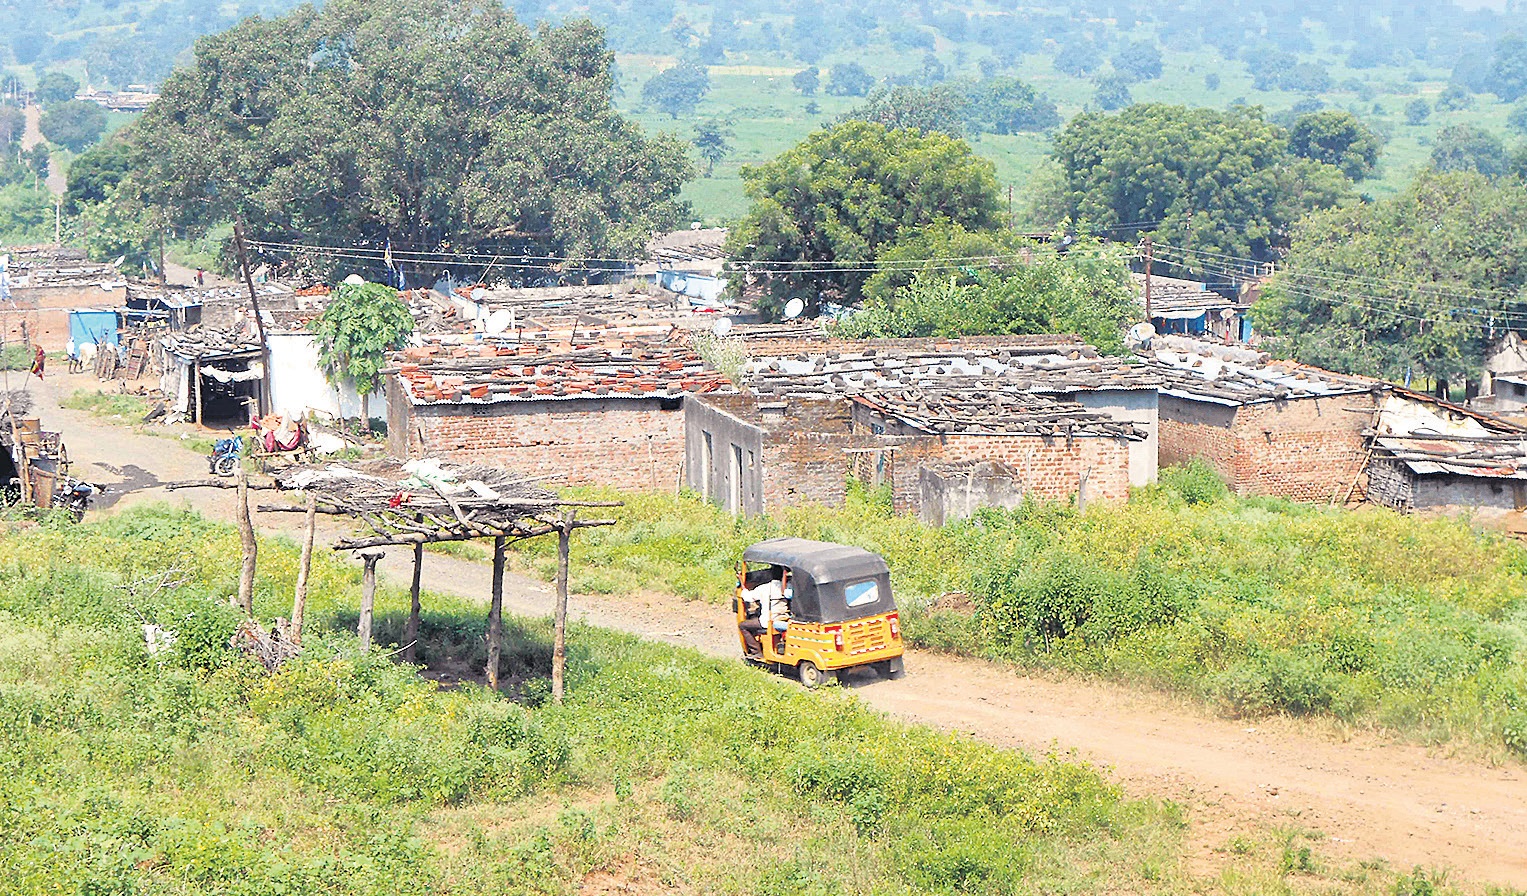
[797,660,836,689]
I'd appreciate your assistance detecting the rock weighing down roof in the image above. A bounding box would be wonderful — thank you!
[395,336,731,405]
[853,377,1147,439]
[160,324,264,361]
[741,339,1161,401]
[1146,338,1379,406]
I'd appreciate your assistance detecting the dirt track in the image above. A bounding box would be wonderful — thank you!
[25,370,1527,890]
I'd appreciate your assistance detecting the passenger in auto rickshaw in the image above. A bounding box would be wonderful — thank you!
[737,564,789,657]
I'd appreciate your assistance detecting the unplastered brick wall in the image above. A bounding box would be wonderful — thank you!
[1157,395,1238,484]
[400,396,685,492]
[941,434,1132,503]
[1227,396,1376,502]
[9,285,129,351]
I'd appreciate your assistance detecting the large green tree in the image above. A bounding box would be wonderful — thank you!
[39,100,106,152]
[65,137,133,210]
[134,0,694,279]
[726,120,1000,316]
[1254,171,1527,391]
[1430,125,1511,177]
[1048,103,1353,270]
[641,61,711,118]
[834,239,1139,354]
[1288,110,1382,181]
[311,281,416,429]
[35,71,80,106]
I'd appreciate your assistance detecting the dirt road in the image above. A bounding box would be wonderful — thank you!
[27,371,1527,890]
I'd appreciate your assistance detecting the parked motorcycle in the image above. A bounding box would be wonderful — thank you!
[208,435,243,477]
[51,476,100,522]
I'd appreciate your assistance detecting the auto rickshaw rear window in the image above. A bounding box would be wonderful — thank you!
[843,579,880,608]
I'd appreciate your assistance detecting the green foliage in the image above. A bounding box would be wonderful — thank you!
[0,103,22,148]
[38,99,106,152]
[0,505,1189,896]
[34,70,80,106]
[1050,104,1353,271]
[134,0,694,276]
[1405,98,1431,125]
[311,282,416,396]
[826,62,875,97]
[1111,41,1164,83]
[691,118,733,176]
[1429,124,1512,177]
[792,66,819,96]
[641,61,711,118]
[0,184,55,245]
[65,138,132,210]
[1485,33,1527,102]
[728,120,999,316]
[965,76,1060,135]
[833,236,1140,353]
[75,180,157,271]
[1153,459,1230,506]
[1255,170,1527,385]
[1509,100,1527,137]
[1289,110,1383,180]
[1092,75,1133,111]
[843,83,969,136]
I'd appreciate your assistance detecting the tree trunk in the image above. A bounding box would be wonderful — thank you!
[552,510,575,703]
[361,390,371,433]
[290,492,316,644]
[235,466,257,617]
[486,537,505,690]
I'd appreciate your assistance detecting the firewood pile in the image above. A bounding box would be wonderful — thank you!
[230,617,301,670]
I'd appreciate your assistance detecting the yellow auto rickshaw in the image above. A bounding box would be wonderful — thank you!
[733,537,905,687]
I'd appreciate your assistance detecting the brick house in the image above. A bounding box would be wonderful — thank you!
[386,337,731,492]
[1366,392,1527,512]
[1148,339,1385,501]
[3,246,126,351]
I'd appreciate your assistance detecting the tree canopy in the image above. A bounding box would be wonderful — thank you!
[39,100,106,152]
[1429,124,1512,177]
[1288,110,1382,181]
[311,281,416,426]
[65,138,133,210]
[35,71,80,106]
[1048,103,1353,270]
[642,61,711,118]
[826,62,875,97]
[1254,170,1527,389]
[727,120,1000,316]
[133,0,694,280]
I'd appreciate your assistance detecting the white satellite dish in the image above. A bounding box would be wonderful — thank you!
[1126,321,1157,351]
[484,308,515,335]
[711,317,733,337]
[783,297,806,320]
[471,287,489,302]
[342,274,365,286]
[111,255,125,268]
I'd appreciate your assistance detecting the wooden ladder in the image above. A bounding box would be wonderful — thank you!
[123,340,148,380]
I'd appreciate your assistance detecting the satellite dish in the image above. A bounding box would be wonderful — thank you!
[783,297,806,320]
[342,274,365,286]
[1126,322,1157,351]
[484,308,515,335]
[711,317,733,337]
[670,276,688,293]
[111,255,125,268]
[471,287,489,302]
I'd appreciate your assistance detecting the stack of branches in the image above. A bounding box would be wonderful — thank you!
[273,458,607,549]
[230,617,302,670]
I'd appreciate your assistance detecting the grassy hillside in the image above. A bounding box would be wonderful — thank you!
[505,468,1527,759]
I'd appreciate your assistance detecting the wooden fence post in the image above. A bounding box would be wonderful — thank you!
[552,509,575,703]
[235,466,257,617]
[290,491,316,644]
[403,535,423,664]
[486,536,505,690]
[357,550,382,651]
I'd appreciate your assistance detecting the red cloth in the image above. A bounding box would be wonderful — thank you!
[29,345,44,380]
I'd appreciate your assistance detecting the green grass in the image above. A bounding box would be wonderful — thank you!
[0,503,1505,895]
[507,467,1527,758]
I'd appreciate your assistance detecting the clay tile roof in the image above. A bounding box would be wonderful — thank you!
[853,378,1146,440]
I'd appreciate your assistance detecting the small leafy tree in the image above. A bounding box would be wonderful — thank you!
[826,62,875,97]
[1404,98,1430,125]
[642,61,711,118]
[311,282,415,431]
[39,99,106,151]
[792,66,819,96]
[692,119,733,176]
[35,71,80,106]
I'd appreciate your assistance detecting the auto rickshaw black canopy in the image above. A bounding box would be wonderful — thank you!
[742,537,895,624]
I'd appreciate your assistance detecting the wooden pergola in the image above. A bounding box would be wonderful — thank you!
[246,458,618,699]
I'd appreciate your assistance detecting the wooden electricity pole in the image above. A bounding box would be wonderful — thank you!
[358,551,382,650]
[231,218,272,417]
[1142,234,1153,321]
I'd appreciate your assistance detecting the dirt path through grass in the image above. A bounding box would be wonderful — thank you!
[31,372,1527,890]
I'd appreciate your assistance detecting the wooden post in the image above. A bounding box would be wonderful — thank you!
[1142,234,1153,322]
[235,465,257,616]
[192,360,202,426]
[290,491,316,644]
[552,509,575,703]
[232,218,272,417]
[403,531,423,664]
[357,550,382,651]
[486,536,505,690]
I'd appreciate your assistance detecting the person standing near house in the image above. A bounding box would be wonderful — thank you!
[29,344,44,380]
[195,268,205,286]
[66,338,81,373]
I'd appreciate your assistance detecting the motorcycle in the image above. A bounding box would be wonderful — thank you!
[51,476,100,522]
[208,435,243,477]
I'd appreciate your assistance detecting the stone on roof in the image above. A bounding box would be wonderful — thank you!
[854,379,1146,440]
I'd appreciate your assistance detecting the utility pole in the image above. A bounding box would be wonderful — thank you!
[157,228,166,288]
[53,196,60,245]
[232,218,272,417]
[1142,234,1153,321]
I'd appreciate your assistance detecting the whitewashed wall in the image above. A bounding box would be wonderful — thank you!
[267,333,382,422]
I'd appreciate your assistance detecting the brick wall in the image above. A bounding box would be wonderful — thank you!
[941,434,1133,503]
[6,284,129,352]
[398,396,686,492]
[1159,392,1378,501]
